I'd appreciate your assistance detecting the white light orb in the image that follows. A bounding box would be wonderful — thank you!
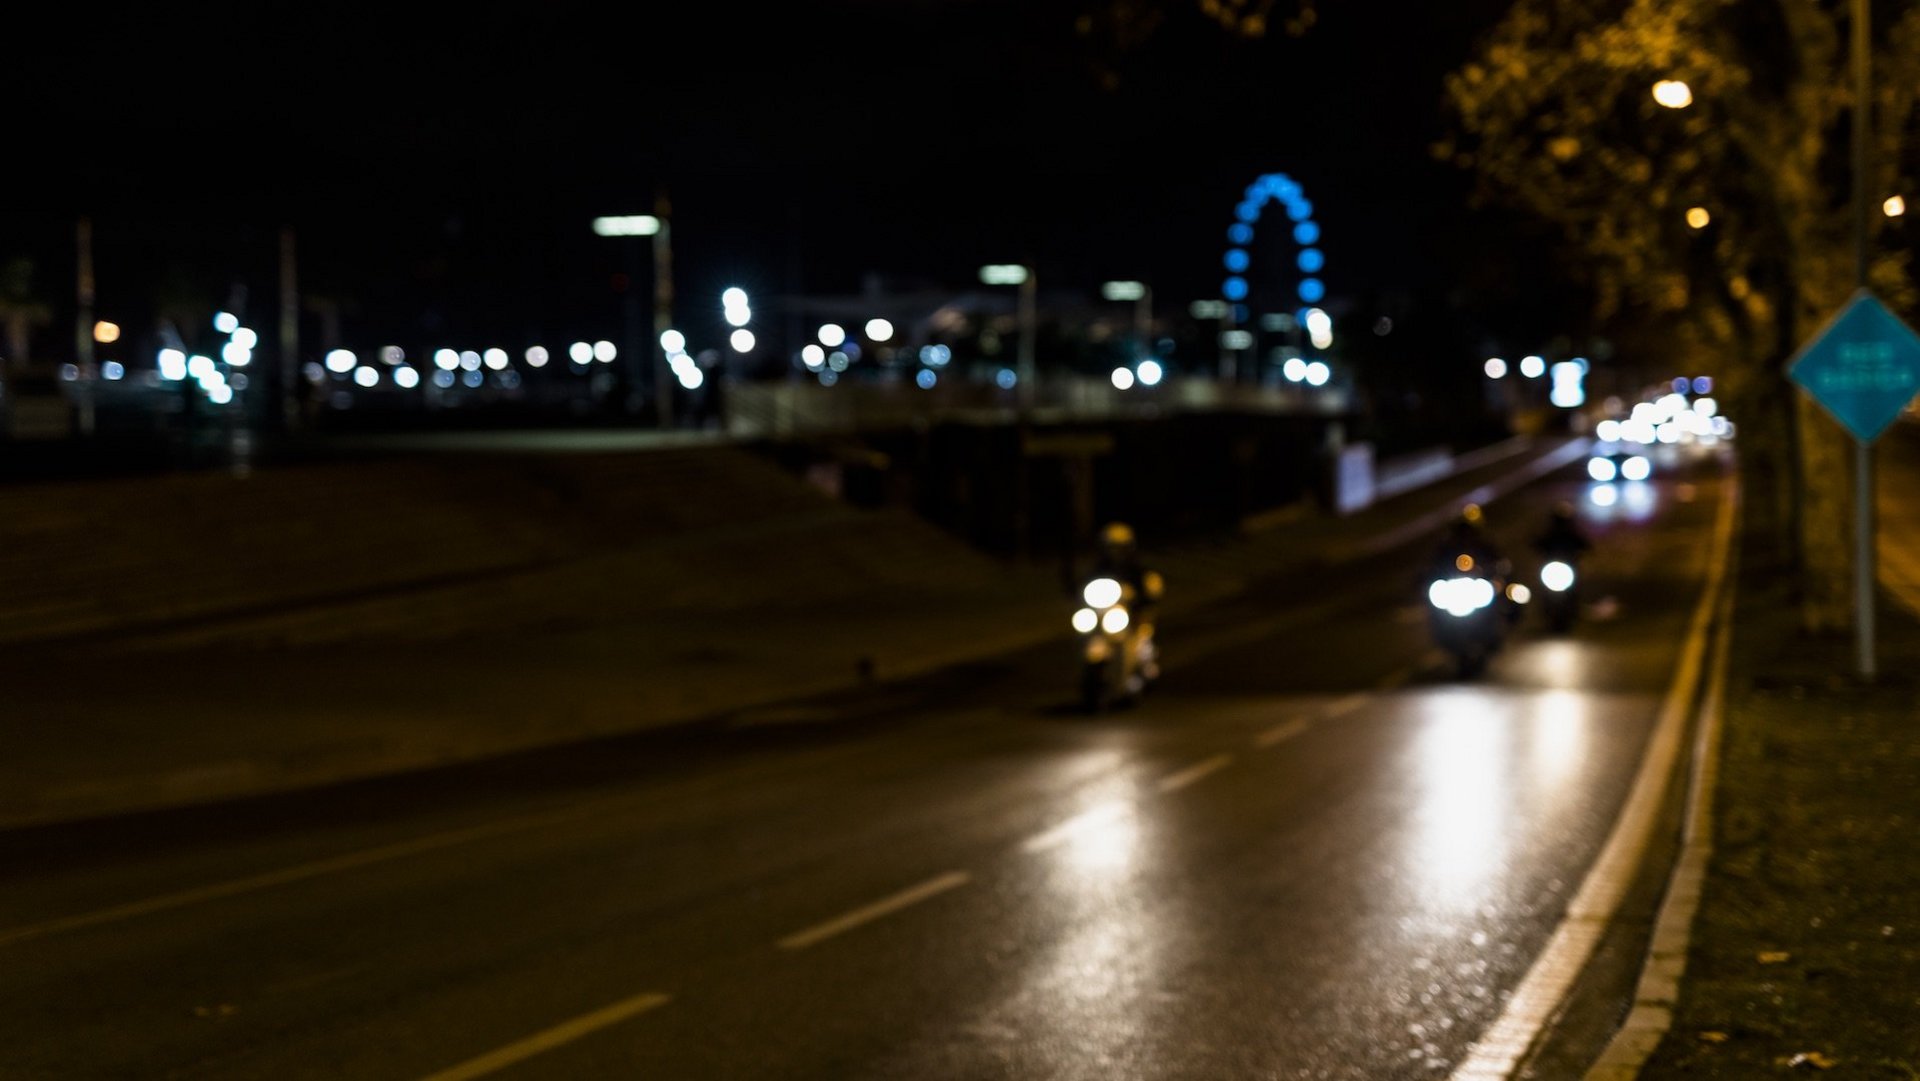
[593,340,617,362]
[865,318,895,342]
[1137,359,1164,386]
[660,330,686,354]
[569,341,593,364]
[818,323,847,348]
[730,329,756,353]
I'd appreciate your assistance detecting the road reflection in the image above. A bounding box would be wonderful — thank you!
[1408,691,1511,911]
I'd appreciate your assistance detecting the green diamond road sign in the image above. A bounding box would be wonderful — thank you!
[1787,290,1920,443]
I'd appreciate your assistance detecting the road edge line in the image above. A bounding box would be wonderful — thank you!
[1580,489,1739,1079]
[1447,469,1737,1081]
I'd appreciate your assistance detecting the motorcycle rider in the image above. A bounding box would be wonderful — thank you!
[1429,503,1508,582]
[1089,522,1163,680]
[1532,501,1592,561]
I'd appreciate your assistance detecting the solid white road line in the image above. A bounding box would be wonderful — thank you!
[1582,562,1737,1080]
[1156,754,1234,794]
[1254,717,1311,749]
[776,871,971,951]
[1448,474,1737,1081]
[417,991,672,1081]
[0,806,590,949]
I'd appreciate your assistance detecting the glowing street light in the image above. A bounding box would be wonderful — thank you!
[660,330,686,354]
[978,264,1029,286]
[818,323,847,348]
[1686,206,1711,230]
[1137,359,1164,386]
[1519,355,1546,378]
[1886,195,1907,218]
[1484,357,1508,379]
[1652,79,1693,109]
[213,311,239,334]
[864,318,894,342]
[729,328,756,353]
[593,340,618,362]
[92,320,120,344]
[591,215,660,237]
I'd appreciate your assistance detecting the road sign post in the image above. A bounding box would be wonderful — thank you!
[1787,289,1920,678]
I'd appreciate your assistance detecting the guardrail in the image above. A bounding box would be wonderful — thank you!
[723,375,1351,439]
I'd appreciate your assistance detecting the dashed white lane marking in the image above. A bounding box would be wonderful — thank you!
[0,806,591,949]
[1323,692,1371,719]
[417,991,672,1081]
[1021,801,1129,853]
[1254,717,1311,749]
[1156,754,1234,794]
[777,870,971,951]
[1448,472,1737,1081]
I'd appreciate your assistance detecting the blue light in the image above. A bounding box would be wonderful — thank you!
[1228,223,1254,245]
[1298,278,1326,303]
[1268,175,1299,200]
[1692,375,1713,393]
[463,370,484,388]
[1294,221,1320,245]
[1232,303,1250,323]
[1297,248,1325,273]
[1235,201,1261,224]
[1225,248,1250,272]
[916,369,937,389]
[1673,377,1690,392]
[1223,277,1249,301]
[1286,198,1315,223]
[432,369,456,388]
[995,368,1017,389]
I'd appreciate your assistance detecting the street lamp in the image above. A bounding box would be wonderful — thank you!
[592,205,673,423]
[1100,280,1153,356]
[1686,206,1711,230]
[1885,195,1907,218]
[979,264,1035,407]
[1652,80,1693,109]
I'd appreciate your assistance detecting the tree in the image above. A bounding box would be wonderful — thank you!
[0,257,52,374]
[1443,0,1920,631]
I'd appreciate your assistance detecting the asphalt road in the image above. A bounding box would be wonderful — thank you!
[0,450,1728,1080]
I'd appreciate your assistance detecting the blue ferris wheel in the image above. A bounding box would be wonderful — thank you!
[1221,172,1325,319]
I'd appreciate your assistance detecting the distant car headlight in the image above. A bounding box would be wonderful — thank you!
[1072,607,1099,634]
[1507,583,1532,605]
[1101,606,1131,635]
[1588,456,1618,482]
[1541,561,1576,592]
[1621,455,1651,481]
[1083,577,1122,609]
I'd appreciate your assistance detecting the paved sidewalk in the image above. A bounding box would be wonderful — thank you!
[0,437,1580,829]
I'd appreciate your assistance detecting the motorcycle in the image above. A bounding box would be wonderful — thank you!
[1426,555,1522,677]
[1072,576,1155,712]
[1537,556,1580,634]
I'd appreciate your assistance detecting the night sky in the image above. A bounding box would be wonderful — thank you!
[8,0,1574,356]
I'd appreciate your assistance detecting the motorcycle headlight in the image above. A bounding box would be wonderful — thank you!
[1541,561,1576,592]
[1083,577,1123,610]
[1072,607,1099,634]
[1101,606,1131,635]
[1430,577,1494,617]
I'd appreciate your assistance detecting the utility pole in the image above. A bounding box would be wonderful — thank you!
[1017,265,1037,414]
[652,189,675,429]
[1852,0,1877,679]
[75,216,96,435]
[280,227,300,433]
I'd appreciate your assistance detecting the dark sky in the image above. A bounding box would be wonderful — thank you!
[8,0,1572,354]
